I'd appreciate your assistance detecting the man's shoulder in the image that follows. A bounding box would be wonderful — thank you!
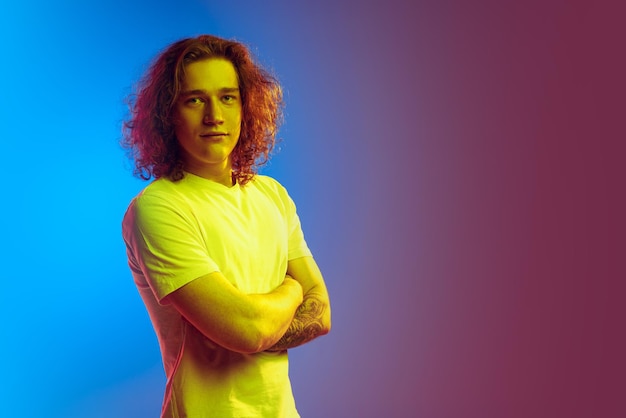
[251,174,288,190]
[248,175,299,213]
[136,176,192,200]
[128,177,189,213]
[143,176,180,193]
[250,174,289,196]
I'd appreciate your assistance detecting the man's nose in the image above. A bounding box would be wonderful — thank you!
[203,100,224,125]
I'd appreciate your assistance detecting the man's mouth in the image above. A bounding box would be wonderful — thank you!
[200,132,227,138]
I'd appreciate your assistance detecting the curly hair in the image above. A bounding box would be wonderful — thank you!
[122,35,283,185]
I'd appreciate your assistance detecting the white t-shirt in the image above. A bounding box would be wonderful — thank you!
[122,173,311,418]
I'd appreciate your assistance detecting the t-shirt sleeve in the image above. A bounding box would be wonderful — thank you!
[270,178,313,261]
[122,192,220,302]
[287,201,313,261]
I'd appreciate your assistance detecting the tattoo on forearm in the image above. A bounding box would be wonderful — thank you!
[269,294,327,351]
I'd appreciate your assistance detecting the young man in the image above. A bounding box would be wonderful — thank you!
[121,35,331,418]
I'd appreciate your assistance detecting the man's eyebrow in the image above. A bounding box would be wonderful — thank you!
[180,87,240,96]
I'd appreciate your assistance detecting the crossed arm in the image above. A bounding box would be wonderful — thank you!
[267,256,331,351]
[163,255,331,354]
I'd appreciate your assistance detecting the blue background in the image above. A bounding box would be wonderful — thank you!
[1,1,624,417]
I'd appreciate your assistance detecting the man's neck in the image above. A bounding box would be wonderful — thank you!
[185,163,235,187]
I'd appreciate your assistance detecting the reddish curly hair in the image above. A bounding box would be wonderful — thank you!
[122,35,283,185]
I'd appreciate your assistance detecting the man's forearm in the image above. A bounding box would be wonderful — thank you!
[164,272,303,354]
[266,291,330,351]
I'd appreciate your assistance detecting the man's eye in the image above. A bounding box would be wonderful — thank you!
[186,97,204,105]
[222,95,236,103]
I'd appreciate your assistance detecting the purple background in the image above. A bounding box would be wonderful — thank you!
[1,0,624,417]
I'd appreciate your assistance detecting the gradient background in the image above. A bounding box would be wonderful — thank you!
[1,1,624,417]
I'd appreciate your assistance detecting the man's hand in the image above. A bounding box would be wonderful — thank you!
[282,274,304,301]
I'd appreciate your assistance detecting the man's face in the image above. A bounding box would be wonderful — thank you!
[173,57,242,178]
